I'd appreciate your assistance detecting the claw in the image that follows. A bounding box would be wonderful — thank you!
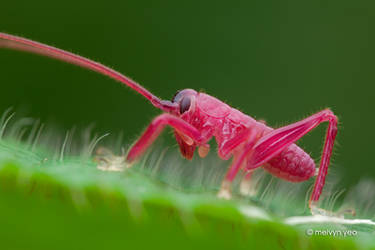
[217,188,232,200]
[94,147,128,172]
[240,179,257,196]
[337,208,356,217]
[217,180,232,200]
[309,201,356,218]
[97,164,125,172]
[310,205,341,218]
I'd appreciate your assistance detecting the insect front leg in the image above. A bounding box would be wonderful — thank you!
[246,109,341,216]
[126,113,205,164]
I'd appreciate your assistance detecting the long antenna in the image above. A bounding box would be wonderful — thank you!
[0,32,177,112]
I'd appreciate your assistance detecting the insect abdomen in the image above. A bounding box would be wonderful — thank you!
[262,144,316,182]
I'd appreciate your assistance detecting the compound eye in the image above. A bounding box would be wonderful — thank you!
[172,90,181,103]
[179,97,191,114]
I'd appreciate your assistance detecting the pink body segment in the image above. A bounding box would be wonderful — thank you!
[175,92,317,183]
[0,32,339,215]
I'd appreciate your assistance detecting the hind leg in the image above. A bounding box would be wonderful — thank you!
[245,109,342,215]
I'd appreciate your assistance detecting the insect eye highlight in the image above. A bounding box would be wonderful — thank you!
[179,97,191,114]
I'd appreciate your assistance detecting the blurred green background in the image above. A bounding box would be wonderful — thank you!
[1,0,374,189]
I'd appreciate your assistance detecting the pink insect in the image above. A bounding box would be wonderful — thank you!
[0,32,342,216]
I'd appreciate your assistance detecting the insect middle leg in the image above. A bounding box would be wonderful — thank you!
[126,113,206,164]
[218,130,259,199]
